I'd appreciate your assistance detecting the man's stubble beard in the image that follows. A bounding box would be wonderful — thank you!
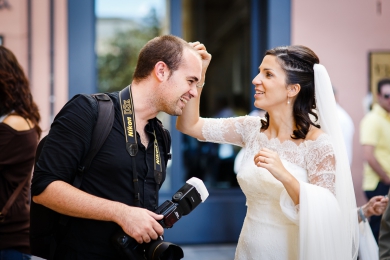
[170,101,184,116]
[160,97,183,117]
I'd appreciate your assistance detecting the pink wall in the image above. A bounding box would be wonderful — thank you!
[0,0,28,74]
[292,0,390,205]
[31,0,51,133]
[0,0,68,137]
[54,0,68,118]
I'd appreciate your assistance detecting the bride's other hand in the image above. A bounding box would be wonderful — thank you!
[254,148,291,182]
[254,147,300,204]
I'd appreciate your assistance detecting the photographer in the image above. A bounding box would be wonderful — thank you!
[31,35,211,259]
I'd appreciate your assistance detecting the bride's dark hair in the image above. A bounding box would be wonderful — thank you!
[260,45,320,140]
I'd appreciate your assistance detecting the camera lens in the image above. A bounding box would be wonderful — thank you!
[145,239,184,260]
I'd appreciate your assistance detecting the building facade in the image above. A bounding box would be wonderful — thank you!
[1,0,390,245]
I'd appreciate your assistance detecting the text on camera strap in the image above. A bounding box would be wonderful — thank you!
[119,85,163,207]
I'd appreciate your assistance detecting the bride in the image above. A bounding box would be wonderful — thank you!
[177,43,359,259]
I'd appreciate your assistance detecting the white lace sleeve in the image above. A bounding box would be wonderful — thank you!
[306,135,336,196]
[201,116,260,147]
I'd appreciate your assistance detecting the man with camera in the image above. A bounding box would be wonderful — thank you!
[31,35,211,259]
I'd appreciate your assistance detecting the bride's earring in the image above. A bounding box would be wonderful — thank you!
[287,96,290,104]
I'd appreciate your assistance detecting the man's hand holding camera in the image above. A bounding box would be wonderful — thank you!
[115,205,164,244]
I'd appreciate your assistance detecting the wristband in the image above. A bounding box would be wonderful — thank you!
[358,207,367,222]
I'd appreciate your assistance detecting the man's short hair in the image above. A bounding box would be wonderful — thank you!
[377,78,390,94]
[133,35,190,83]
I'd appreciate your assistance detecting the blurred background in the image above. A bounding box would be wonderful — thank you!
[1,0,389,247]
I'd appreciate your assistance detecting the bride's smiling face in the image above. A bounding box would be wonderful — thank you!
[252,55,290,111]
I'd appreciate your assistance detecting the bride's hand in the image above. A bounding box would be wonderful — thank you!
[254,148,300,204]
[189,41,212,76]
[254,148,291,182]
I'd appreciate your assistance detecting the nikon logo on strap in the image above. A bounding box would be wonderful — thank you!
[154,141,161,166]
[122,99,132,114]
[127,117,134,137]
[119,87,136,143]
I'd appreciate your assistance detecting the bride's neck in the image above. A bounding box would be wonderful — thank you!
[266,111,295,140]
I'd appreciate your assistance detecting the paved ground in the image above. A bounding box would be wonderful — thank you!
[181,243,236,260]
[32,243,237,260]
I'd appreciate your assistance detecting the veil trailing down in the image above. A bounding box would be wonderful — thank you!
[308,64,359,259]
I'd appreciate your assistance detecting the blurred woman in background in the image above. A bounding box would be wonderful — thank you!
[0,46,41,260]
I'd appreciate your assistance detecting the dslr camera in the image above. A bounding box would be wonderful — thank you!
[112,177,209,260]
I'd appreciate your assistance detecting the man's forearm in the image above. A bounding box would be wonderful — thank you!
[33,180,123,223]
[33,180,165,244]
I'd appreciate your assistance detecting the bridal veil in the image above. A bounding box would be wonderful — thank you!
[302,64,359,259]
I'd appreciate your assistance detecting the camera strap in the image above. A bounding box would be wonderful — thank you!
[119,85,163,207]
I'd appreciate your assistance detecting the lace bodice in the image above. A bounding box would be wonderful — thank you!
[201,116,336,195]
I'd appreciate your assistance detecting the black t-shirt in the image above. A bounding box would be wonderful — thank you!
[0,123,38,254]
[31,92,169,259]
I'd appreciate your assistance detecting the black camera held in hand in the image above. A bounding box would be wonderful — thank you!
[112,177,209,260]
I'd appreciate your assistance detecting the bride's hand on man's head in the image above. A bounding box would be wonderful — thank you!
[189,41,212,74]
[253,148,291,183]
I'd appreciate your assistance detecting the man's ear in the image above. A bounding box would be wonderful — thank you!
[154,61,168,82]
[287,84,301,98]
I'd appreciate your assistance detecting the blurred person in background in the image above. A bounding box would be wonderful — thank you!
[0,46,41,260]
[379,191,390,259]
[360,78,390,243]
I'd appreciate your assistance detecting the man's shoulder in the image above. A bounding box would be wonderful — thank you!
[360,109,384,142]
[106,91,119,100]
[66,93,98,109]
[361,110,382,125]
[52,94,103,126]
[64,92,118,113]
[104,91,120,109]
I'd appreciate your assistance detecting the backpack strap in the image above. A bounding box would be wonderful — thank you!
[73,93,114,188]
[58,93,114,227]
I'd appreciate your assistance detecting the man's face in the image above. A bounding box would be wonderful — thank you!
[378,84,390,113]
[158,49,202,116]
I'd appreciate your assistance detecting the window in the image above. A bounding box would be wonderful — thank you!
[181,0,251,189]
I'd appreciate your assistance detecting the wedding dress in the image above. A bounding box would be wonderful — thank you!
[201,115,349,260]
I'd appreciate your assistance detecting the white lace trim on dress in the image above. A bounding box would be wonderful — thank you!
[201,116,336,195]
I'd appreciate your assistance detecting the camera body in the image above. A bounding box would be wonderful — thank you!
[112,177,209,260]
